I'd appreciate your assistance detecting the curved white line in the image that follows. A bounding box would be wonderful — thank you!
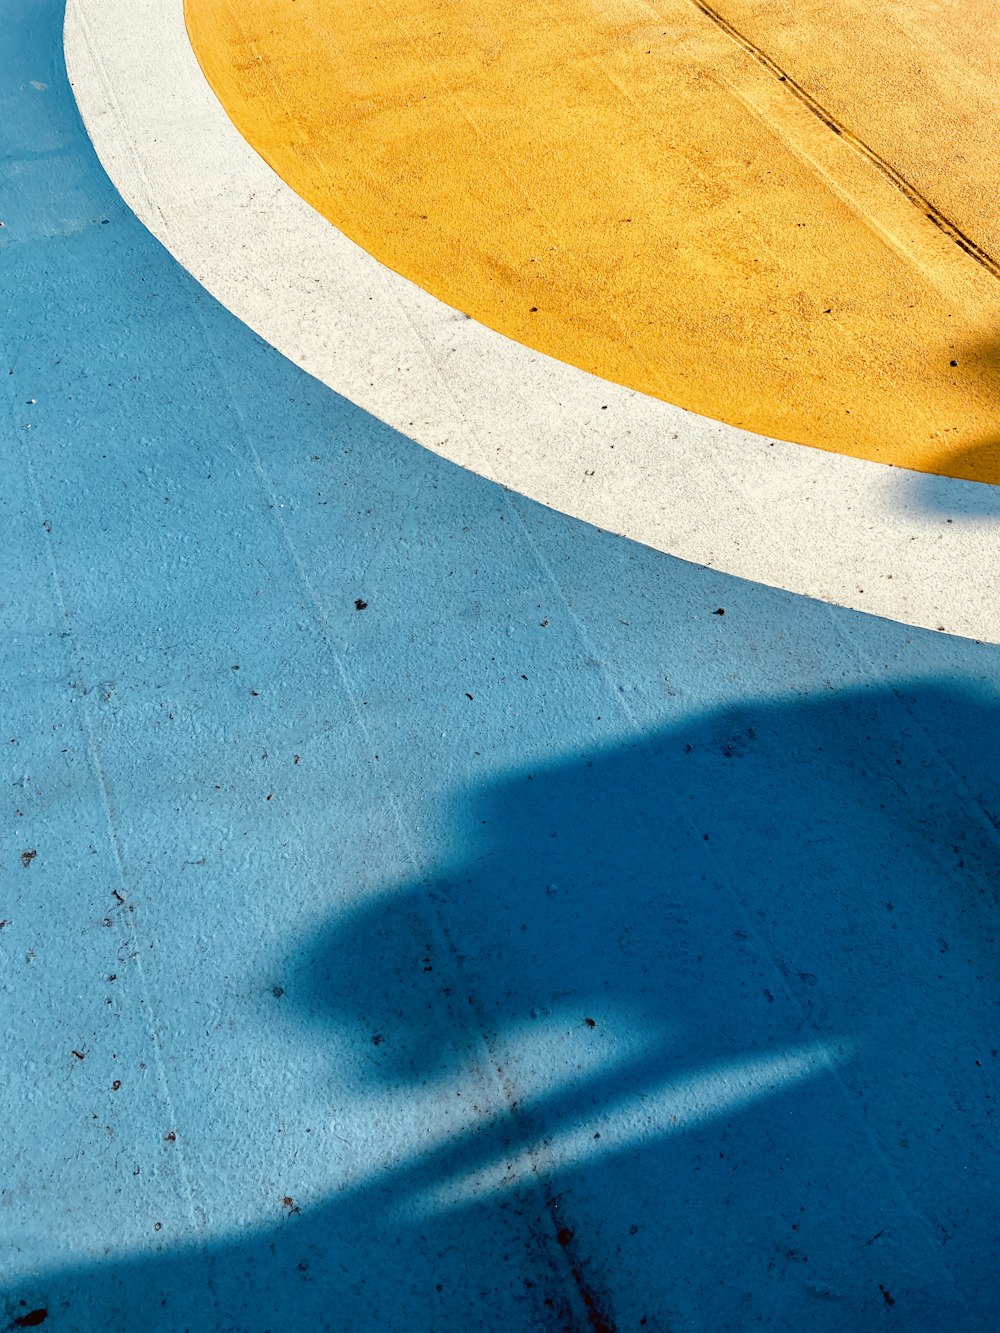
[65,0,1000,642]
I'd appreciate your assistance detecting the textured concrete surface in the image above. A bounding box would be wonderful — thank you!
[186,0,1000,475]
[3,1,1000,1330]
[66,0,1000,641]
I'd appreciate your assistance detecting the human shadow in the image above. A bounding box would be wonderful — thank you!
[3,0,1000,1325]
[6,679,1000,1332]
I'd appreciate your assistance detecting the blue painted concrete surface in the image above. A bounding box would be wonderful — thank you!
[2,2,1000,1328]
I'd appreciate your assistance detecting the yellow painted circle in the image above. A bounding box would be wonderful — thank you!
[186,0,1000,482]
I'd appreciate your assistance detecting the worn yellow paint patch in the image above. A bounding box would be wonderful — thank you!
[186,0,1000,481]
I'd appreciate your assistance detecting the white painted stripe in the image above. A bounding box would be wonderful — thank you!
[64,0,1000,642]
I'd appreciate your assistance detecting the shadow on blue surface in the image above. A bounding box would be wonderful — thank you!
[5,680,1000,1331]
[3,2,1000,1328]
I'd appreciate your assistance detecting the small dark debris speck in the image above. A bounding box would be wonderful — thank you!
[164,1131,176,1143]
[465,692,474,701]
[12,1311,48,1328]
[950,360,958,367]
[372,1033,384,1046]
[584,1017,596,1029]
[354,599,368,611]
[880,1285,895,1307]
[72,1050,85,1061]
[713,607,725,616]
[556,1227,574,1247]
[112,1080,121,1091]
[272,985,285,998]
[20,849,37,868]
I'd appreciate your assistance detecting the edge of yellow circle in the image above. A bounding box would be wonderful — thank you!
[185,0,1000,484]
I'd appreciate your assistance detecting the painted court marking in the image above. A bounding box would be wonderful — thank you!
[4,2,1000,1325]
[186,0,1000,472]
[65,0,1000,642]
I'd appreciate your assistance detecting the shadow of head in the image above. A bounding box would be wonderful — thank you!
[288,677,1000,1090]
